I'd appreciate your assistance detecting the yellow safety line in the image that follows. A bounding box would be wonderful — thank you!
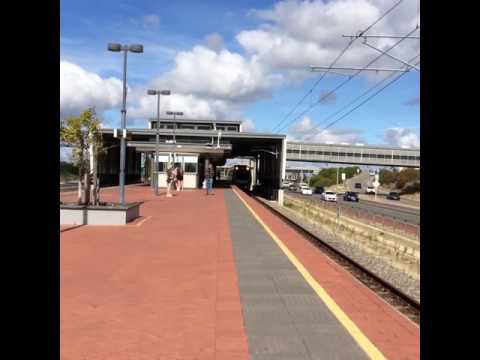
[232,188,386,360]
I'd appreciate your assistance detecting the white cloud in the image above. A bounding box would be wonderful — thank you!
[309,128,363,144]
[288,116,363,144]
[60,61,123,115]
[153,45,281,102]
[143,15,160,30]
[289,116,315,134]
[384,127,419,148]
[237,0,419,75]
[127,92,230,120]
[242,119,256,131]
[205,33,224,52]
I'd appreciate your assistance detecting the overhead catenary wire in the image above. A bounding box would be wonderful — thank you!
[305,59,420,142]
[275,26,419,134]
[271,0,405,133]
[301,53,419,141]
[271,37,356,133]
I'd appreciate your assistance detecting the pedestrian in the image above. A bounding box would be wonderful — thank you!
[166,164,177,197]
[205,163,214,195]
[176,164,184,191]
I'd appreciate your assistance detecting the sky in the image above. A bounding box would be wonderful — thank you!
[60,0,420,156]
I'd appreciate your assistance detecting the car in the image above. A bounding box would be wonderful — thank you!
[289,184,301,192]
[314,186,325,194]
[281,181,292,189]
[354,183,362,189]
[300,185,312,195]
[343,191,359,202]
[366,186,376,195]
[386,192,401,200]
[321,191,337,202]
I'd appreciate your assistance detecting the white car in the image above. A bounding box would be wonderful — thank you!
[366,186,376,194]
[321,191,337,202]
[300,185,313,195]
[281,181,292,189]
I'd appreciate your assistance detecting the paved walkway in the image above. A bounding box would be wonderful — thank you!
[61,185,419,359]
[61,187,249,360]
[234,188,419,359]
[225,190,368,360]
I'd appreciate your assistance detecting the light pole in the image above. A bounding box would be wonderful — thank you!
[166,111,183,144]
[108,43,144,205]
[147,89,171,196]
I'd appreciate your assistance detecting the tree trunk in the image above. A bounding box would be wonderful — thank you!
[77,155,83,205]
[90,134,101,205]
[92,155,99,205]
[83,171,91,205]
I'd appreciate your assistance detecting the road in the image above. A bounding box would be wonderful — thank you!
[286,190,420,225]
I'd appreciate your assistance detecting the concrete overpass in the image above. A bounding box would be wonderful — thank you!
[286,141,420,168]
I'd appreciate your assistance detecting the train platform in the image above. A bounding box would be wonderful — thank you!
[60,185,419,359]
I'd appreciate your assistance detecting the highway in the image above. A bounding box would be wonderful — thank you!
[286,190,420,225]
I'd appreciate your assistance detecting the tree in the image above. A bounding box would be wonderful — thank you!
[396,168,419,189]
[60,108,104,205]
[379,168,398,185]
[308,166,360,187]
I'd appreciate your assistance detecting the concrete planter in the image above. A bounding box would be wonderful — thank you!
[60,202,141,225]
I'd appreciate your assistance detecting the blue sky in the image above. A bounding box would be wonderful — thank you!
[60,0,420,148]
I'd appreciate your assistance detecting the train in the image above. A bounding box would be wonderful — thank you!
[231,165,252,190]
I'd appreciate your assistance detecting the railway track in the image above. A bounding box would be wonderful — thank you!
[253,195,420,325]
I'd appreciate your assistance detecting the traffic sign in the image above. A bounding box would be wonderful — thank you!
[341,173,346,181]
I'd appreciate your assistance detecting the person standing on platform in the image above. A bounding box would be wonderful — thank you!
[205,163,214,195]
[176,165,184,191]
[166,165,176,197]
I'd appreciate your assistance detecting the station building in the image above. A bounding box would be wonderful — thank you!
[98,118,287,200]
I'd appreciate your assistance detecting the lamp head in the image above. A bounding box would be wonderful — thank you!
[108,43,122,52]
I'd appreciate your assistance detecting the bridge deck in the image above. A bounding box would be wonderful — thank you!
[60,185,419,359]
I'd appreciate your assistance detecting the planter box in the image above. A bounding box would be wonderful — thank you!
[60,202,141,225]
[60,204,85,225]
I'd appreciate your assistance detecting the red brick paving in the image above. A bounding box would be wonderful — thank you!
[234,187,419,360]
[61,185,420,359]
[61,186,249,360]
